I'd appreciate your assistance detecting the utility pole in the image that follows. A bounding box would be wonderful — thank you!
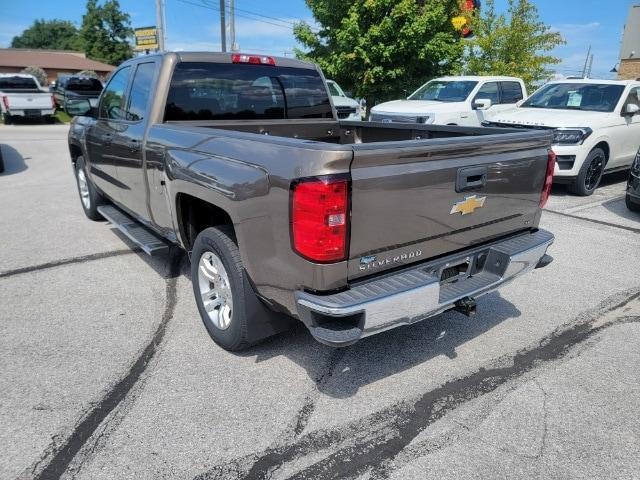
[219,0,227,52]
[155,0,166,52]
[587,54,594,78]
[229,0,238,51]
[581,45,591,78]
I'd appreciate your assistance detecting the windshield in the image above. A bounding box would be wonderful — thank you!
[522,83,624,112]
[409,80,478,102]
[0,76,39,90]
[327,81,342,97]
[66,78,103,92]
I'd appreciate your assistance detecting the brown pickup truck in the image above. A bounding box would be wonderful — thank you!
[68,52,554,351]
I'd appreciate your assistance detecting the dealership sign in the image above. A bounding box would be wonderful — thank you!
[134,27,159,51]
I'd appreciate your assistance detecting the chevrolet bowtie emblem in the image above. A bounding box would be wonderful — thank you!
[450,195,486,215]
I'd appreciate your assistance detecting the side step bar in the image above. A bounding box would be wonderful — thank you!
[97,205,170,256]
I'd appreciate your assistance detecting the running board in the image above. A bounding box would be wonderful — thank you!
[97,205,170,256]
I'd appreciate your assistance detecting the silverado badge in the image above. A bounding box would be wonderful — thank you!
[450,195,486,215]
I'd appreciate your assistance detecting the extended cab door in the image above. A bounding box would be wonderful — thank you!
[111,61,160,221]
[85,65,132,202]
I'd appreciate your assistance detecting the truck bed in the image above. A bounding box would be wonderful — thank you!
[157,119,552,281]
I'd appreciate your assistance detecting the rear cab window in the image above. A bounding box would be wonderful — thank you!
[0,76,39,91]
[164,62,333,121]
[66,78,103,92]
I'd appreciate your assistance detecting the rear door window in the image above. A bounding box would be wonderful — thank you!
[474,82,500,104]
[500,82,524,103]
[164,62,332,121]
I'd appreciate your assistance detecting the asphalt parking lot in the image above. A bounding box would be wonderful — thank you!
[1,124,639,480]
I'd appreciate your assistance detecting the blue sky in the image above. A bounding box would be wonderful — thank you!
[0,0,636,79]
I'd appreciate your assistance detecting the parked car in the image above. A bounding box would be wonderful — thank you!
[67,52,554,351]
[327,80,361,120]
[626,147,640,212]
[369,76,527,126]
[0,74,56,124]
[484,79,640,196]
[54,76,103,114]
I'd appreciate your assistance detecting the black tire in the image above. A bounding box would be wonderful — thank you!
[626,194,640,212]
[191,226,291,351]
[3,114,12,125]
[191,227,253,351]
[570,148,606,196]
[74,156,104,220]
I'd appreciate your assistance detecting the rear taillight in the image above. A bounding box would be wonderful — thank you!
[1,95,9,110]
[540,149,556,208]
[291,177,349,263]
[50,95,56,109]
[231,53,276,66]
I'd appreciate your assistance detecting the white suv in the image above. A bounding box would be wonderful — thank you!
[369,76,527,126]
[484,79,640,195]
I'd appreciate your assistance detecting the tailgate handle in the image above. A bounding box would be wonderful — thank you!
[456,166,487,192]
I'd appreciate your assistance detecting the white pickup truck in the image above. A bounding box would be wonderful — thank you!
[369,76,527,126]
[0,74,56,124]
[484,79,640,195]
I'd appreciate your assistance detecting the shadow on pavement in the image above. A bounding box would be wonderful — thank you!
[0,144,28,176]
[249,291,521,398]
[107,225,522,399]
[602,196,640,222]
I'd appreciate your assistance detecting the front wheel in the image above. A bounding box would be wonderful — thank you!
[74,156,104,220]
[570,148,606,196]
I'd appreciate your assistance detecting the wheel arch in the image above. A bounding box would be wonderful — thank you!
[175,192,236,251]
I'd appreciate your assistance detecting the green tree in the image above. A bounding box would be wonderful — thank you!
[21,66,48,86]
[11,19,81,50]
[294,0,464,107]
[461,0,564,90]
[80,0,133,66]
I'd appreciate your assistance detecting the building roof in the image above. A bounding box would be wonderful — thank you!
[0,49,115,72]
[620,5,640,60]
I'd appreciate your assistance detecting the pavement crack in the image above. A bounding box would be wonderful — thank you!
[27,252,183,480]
[534,379,549,461]
[193,289,640,480]
[0,249,139,279]
[544,209,640,234]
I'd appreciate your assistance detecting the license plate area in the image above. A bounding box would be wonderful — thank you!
[24,109,42,117]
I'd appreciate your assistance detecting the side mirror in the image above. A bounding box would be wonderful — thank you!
[624,103,640,116]
[65,98,94,117]
[474,98,492,110]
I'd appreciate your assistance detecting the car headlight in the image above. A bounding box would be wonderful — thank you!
[632,150,640,176]
[552,128,592,145]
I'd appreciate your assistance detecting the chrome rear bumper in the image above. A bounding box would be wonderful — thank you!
[296,229,554,347]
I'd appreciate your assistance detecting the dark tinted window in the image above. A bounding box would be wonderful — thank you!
[474,82,499,104]
[66,78,103,92]
[500,82,524,103]
[164,62,332,121]
[0,76,38,90]
[99,66,131,120]
[127,63,157,121]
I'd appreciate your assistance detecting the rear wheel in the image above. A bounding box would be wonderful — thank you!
[570,148,606,196]
[74,156,104,220]
[3,114,12,125]
[192,227,251,351]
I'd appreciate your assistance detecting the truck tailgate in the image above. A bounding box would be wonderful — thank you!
[347,131,553,279]
[6,93,52,110]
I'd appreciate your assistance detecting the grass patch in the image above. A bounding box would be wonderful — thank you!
[55,110,72,124]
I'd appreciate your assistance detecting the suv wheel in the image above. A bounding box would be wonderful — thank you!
[570,148,606,196]
[626,193,640,212]
[74,156,104,220]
